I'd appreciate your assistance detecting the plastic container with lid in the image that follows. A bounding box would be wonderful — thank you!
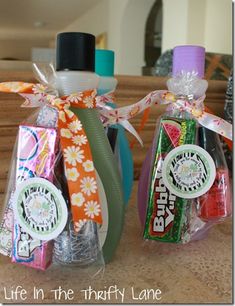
[54,32,125,264]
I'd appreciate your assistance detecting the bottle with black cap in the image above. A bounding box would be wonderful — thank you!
[54,32,125,264]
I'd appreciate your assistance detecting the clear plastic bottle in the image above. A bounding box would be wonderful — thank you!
[139,45,214,243]
[138,46,207,228]
[54,32,125,264]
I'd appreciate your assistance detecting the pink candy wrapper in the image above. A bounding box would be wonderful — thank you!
[16,125,58,182]
[10,125,58,270]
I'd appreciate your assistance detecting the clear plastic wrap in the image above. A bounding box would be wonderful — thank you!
[0,74,105,274]
[138,71,232,244]
[34,63,106,268]
[104,112,134,206]
[0,110,60,269]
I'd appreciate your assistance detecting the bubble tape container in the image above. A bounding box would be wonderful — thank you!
[95,49,134,205]
[55,32,125,263]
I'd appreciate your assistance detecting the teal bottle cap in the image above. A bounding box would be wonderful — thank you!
[95,49,115,77]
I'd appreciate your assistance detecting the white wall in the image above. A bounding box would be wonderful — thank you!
[62,0,126,73]
[118,0,155,75]
[187,0,206,45]
[162,0,232,54]
[63,0,155,75]
[204,0,232,54]
[102,0,129,74]
[63,0,109,37]
[162,0,189,51]
[162,0,207,51]
[62,0,232,75]
[106,0,155,75]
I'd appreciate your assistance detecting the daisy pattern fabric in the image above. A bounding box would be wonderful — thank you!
[0,82,102,233]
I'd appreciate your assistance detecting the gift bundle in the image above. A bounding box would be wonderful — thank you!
[136,46,232,243]
[0,32,135,271]
[97,44,232,245]
[0,37,232,274]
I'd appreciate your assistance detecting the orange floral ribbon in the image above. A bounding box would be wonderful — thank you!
[0,82,102,233]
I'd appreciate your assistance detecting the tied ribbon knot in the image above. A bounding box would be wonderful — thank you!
[0,82,102,233]
[98,90,232,141]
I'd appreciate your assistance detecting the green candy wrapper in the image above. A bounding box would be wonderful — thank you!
[144,117,196,242]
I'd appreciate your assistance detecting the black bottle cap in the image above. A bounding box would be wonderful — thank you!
[56,32,95,72]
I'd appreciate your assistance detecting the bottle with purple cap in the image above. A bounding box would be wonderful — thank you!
[139,45,216,243]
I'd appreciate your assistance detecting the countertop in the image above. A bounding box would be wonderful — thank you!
[0,182,232,304]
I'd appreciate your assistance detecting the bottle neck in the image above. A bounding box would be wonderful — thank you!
[166,72,208,119]
[167,73,208,98]
[55,71,99,96]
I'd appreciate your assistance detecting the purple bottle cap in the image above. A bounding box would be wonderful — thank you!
[172,45,205,78]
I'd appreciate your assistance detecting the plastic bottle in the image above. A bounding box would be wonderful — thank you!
[138,46,206,225]
[55,32,125,263]
[95,49,118,95]
[95,49,134,205]
[138,45,209,242]
[96,49,118,155]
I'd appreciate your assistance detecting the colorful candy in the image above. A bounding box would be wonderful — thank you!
[6,125,58,270]
[144,117,196,242]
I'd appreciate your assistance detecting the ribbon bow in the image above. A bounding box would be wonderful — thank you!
[96,92,143,145]
[98,90,232,141]
[0,82,102,233]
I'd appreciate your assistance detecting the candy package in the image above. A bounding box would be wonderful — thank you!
[11,125,58,269]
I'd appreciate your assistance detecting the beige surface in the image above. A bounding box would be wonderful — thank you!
[0,182,232,304]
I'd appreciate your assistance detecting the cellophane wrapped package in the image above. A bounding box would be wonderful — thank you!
[0,69,105,275]
[138,45,232,244]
